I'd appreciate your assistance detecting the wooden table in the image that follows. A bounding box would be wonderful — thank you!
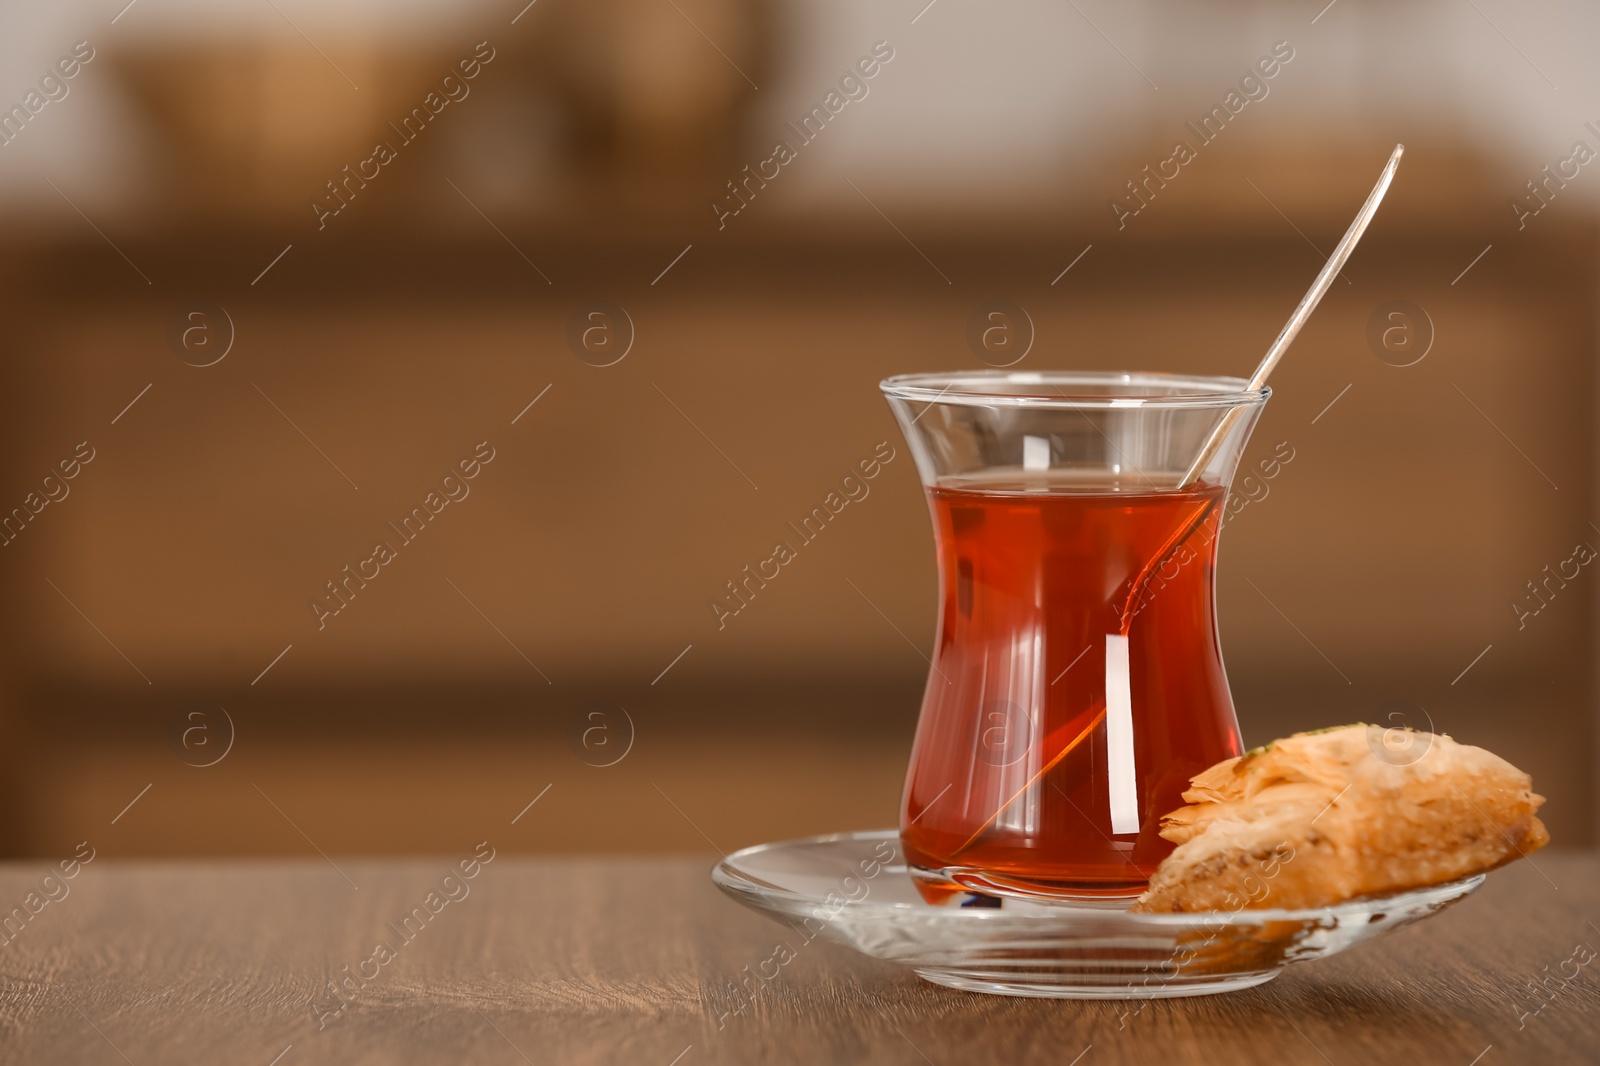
[0,851,1594,1064]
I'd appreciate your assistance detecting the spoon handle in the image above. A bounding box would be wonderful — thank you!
[1179,143,1405,487]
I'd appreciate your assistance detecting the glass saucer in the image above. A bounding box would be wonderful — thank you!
[711,829,1483,999]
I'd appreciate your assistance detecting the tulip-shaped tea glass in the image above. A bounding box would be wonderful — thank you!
[881,371,1269,900]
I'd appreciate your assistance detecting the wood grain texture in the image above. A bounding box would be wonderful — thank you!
[0,853,1595,1065]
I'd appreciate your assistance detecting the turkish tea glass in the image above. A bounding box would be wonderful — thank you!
[881,371,1269,900]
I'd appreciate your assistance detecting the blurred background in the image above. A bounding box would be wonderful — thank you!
[0,0,1593,859]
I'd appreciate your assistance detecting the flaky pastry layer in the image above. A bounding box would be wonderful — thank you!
[1132,725,1547,913]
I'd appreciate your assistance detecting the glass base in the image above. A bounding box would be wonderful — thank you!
[914,966,1280,999]
[910,863,1148,903]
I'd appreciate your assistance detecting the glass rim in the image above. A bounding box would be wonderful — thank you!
[879,370,1271,410]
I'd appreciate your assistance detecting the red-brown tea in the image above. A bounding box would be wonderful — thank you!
[899,476,1242,897]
